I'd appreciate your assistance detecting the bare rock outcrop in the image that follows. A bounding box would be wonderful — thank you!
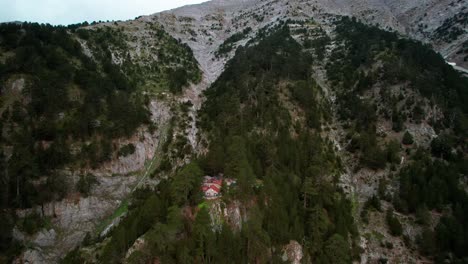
[93,99,171,176]
[282,240,304,264]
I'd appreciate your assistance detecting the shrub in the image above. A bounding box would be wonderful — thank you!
[402,131,414,145]
[118,143,136,157]
[76,174,98,197]
[386,209,403,236]
[18,213,47,235]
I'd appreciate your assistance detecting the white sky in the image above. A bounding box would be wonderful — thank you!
[0,0,207,25]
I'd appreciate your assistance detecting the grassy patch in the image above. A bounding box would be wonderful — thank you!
[351,192,359,217]
[198,201,208,209]
[95,200,129,235]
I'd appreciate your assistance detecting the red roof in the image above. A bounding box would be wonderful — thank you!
[206,185,220,193]
[202,184,220,194]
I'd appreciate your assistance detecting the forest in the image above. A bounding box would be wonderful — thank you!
[2,12,468,264]
[0,23,150,209]
[325,17,468,263]
[0,21,201,262]
[62,24,360,264]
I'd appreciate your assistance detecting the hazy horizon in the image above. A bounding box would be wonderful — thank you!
[0,0,207,25]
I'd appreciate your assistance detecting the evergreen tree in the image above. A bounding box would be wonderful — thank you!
[386,209,403,236]
[323,234,351,264]
[402,131,414,145]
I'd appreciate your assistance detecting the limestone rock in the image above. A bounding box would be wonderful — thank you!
[282,240,303,264]
[33,229,57,248]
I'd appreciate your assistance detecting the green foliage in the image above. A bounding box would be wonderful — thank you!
[170,162,203,206]
[323,234,352,264]
[430,135,455,160]
[0,20,203,213]
[118,143,136,157]
[18,213,49,235]
[326,16,468,183]
[0,22,153,209]
[396,150,468,261]
[386,209,403,236]
[364,195,382,212]
[402,131,414,145]
[99,191,165,263]
[215,27,252,57]
[80,24,201,94]
[434,215,468,259]
[0,211,22,263]
[329,16,468,129]
[360,140,387,170]
[416,227,436,256]
[289,80,323,128]
[398,156,461,212]
[196,24,357,262]
[61,247,85,264]
[415,205,431,226]
[385,139,401,164]
[76,174,98,197]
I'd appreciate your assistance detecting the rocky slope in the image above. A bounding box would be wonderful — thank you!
[146,0,467,83]
[4,0,467,263]
[2,18,198,263]
[141,1,466,262]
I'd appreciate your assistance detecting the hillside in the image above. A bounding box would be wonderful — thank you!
[151,0,468,81]
[0,0,467,263]
[0,21,202,263]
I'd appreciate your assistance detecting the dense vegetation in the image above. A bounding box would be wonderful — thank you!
[0,21,201,262]
[395,150,468,263]
[3,13,468,263]
[324,17,468,171]
[63,24,359,263]
[199,24,360,260]
[75,23,201,93]
[0,22,148,261]
[0,23,150,208]
[326,17,468,263]
[328,17,468,132]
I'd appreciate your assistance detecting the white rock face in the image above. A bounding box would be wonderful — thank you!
[33,229,57,248]
[93,99,171,176]
[282,240,303,264]
[223,200,243,230]
[14,98,172,262]
[15,195,123,263]
[10,78,25,93]
[16,249,47,264]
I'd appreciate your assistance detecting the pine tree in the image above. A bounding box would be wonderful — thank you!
[324,234,351,264]
[402,131,414,145]
[386,208,403,236]
[194,206,211,262]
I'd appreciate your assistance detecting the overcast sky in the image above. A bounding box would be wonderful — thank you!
[0,0,207,25]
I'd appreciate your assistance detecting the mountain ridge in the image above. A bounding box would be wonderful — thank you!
[2,1,467,263]
[148,0,467,81]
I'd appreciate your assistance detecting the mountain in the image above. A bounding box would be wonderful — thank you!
[150,0,467,82]
[0,0,467,263]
